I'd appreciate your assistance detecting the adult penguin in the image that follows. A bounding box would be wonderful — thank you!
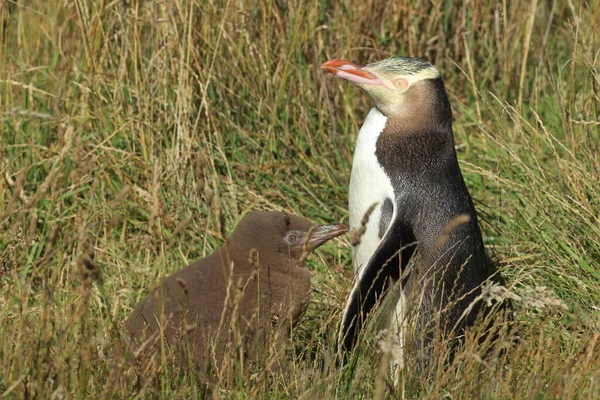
[322,57,501,372]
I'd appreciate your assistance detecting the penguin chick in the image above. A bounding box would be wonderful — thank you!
[322,57,502,370]
[124,211,347,378]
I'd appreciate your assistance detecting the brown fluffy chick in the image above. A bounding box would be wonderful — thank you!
[123,211,347,379]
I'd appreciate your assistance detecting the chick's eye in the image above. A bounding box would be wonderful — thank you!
[286,234,297,244]
[393,78,409,89]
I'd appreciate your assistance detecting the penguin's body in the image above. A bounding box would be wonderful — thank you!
[349,107,395,274]
[322,58,500,371]
[123,211,347,378]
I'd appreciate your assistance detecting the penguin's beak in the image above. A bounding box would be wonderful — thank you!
[321,59,384,86]
[306,223,348,250]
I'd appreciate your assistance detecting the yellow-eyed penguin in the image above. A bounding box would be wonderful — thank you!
[124,211,347,378]
[322,57,501,372]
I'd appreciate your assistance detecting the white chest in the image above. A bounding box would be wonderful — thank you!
[349,108,396,275]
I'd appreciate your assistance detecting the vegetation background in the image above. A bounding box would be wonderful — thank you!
[1,0,599,398]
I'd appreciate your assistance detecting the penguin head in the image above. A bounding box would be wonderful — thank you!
[228,211,348,266]
[322,57,442,117]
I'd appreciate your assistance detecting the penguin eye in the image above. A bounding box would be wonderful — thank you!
[392,78,409,89]
[286,233,297,245]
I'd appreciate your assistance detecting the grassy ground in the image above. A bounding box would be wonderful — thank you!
[1,0,599,398]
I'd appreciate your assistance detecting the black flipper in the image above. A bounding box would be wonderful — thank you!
[338,221,415,353]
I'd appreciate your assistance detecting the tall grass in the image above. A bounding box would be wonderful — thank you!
[1,0,599,398]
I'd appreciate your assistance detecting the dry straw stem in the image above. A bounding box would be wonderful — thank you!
[518,0,539,109]
[1,0,600,398]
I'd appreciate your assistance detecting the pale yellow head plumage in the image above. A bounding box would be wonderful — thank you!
[321,57,441,116]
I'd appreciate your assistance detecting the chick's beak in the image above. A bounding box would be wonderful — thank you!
[306,223,349,250]
[321,59,384,86]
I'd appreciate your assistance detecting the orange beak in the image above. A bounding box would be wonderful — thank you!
[321,59,384,86]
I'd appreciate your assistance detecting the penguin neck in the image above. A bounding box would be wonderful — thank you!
[376,78,452,134]
[217,243,310,311]
[373,78,455,176]
[219,242,304,278]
